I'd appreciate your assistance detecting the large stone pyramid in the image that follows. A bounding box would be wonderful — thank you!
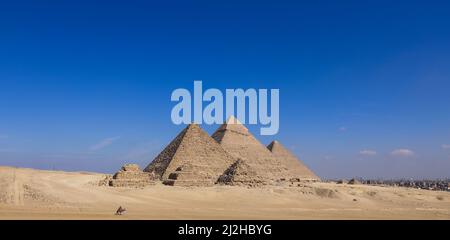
[144,124,236,186]
[211,116,288,182]
[267,141,320,181]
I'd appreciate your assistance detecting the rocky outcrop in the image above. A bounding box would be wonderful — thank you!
[336,179,347,184]
[348,178,361,185]
[109,164,155,188]
[98,175,112,186]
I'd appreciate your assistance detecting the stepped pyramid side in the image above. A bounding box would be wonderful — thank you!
[267,141,320,181]
[211,116,289,181]
[217,159,266,187]
[144,124,236,186]
[109,164,156,188]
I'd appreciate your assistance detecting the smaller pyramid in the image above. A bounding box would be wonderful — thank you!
[109,164,155,188]
[216,159,266,187]
[267,141,320,181]
[144,124,236,186]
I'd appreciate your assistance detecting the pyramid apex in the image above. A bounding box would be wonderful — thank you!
[215,115,248,134]
[180,123,201,133]
[268,140,320,180]
[185,123,200,128]
[225,115,243,125]
[268,140,294,154]
[267,140,281,151]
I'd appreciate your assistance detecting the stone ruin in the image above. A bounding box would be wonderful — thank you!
[108,164,155,188]
[107,116,320,188]
[216,159,266,187]
[348,178,361,185]
[334,179,360,185]
[336,179,347,184]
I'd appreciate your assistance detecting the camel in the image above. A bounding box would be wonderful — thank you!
[115,206,127,215]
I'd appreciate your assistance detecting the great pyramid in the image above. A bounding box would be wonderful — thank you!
[143,124,236,186]
[267,141,320,181]
[211,116,288,182]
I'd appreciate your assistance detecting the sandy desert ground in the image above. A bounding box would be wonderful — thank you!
[0,166,449,220]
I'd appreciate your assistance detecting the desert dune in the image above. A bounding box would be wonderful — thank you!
[0,166,449,220]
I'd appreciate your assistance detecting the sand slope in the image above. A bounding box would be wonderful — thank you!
[0,166,449,220]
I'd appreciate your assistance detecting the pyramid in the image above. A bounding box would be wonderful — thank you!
[211,116,288,181]
[108,164,156,188]
[144,124,236,186]
[216,159,266,187]
[267,141,320,181]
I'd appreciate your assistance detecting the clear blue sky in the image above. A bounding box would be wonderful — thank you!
[1,0,449,179]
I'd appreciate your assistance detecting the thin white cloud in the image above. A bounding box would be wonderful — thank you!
[359,149,377,156]
[390,148,415,157]
[90,136,120,151]
[442,144,450,150]
[124,141,160,160]
[338,127,347,132]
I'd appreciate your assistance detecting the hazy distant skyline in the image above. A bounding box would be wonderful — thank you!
[1,1,450,179]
